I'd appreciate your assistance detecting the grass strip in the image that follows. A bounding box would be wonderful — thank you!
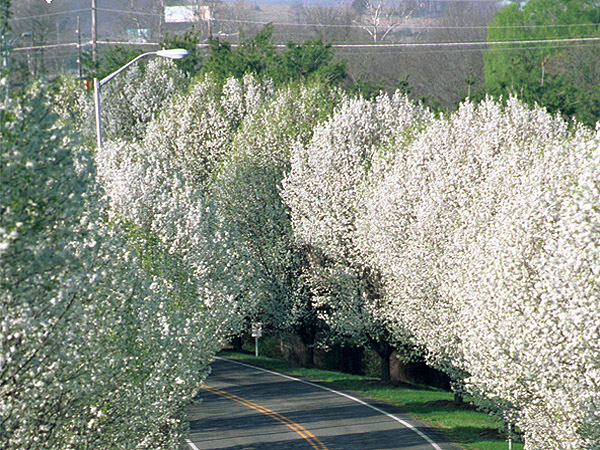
[218,350,522,450]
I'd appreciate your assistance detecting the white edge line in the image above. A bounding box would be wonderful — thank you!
[186,438,201,450]
[212,357,445,450]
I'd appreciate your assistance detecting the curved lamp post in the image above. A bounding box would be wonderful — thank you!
[94,48,190,149]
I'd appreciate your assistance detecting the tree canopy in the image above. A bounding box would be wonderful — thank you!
[2,1,600,447]
[201,24,348,86]
[483,0,600,126]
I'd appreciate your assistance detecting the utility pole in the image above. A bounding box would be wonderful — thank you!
[91,0,97,65]
[541,59,545,88]
[201,5,212,39]
[158,0,164,39]
[77,16,83,79]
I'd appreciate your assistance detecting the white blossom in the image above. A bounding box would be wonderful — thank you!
[282,92,432,368]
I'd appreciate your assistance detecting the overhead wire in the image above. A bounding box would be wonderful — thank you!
[13,42,79,52]
[9,9,89,21]
[12,34,599,54]
[9,6,599,56]
[95,8,163,17]
[214,16,600,32]
[330,36,600,47]
[335,42,600,56]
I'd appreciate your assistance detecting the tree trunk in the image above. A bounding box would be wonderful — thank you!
[454,391,464,405]
[380,352,391,382]
[298,323,317,368]
[304,345,314,368]
[375,342,393,382]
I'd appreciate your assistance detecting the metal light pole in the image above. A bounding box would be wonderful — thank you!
[93,48,190,150]
[3,32,32,100]
[2,32,32,67]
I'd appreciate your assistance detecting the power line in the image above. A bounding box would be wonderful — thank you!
[10,9,89,21]
[95,8,162,17]
[335,42,600,56]
[215,16,600,32]
[13,42,79,51]
[96,40,162,47]
[331,36,600,48]
[13,35,599,53]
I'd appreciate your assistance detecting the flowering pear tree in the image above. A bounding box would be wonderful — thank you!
[360,94,599,447]
[1,87,102,449]
[1,86,221,449]
[282,92,432,379]
[50,73,94,137]
[360,98,564,388]
[214,83,340,365]
[95,75,275,368]
[97,137,255,338]
[100,58,187,142]
[139,73,272,190]
[46,59,186,146]
[453,116,600,448]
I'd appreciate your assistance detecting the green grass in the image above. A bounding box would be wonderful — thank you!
[219,350,523,450]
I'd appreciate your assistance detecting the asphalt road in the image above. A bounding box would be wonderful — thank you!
[185,358,462,450]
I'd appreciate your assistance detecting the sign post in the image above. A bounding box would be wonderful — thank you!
[251,322,262,357]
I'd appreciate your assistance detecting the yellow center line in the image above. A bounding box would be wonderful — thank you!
[204,385,329,450]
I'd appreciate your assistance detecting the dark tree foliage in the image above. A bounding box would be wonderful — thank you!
[83,45,146,81]
[201,24,348,87]
[161,28,204,76]
[0,0,10,40]
[270,38,347,85]
[82,23,349,95]
[201,24,276,81]
[83,29,203,81]
[347,76,386,100]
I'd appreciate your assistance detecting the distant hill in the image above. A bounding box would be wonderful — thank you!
[222,0,351,5]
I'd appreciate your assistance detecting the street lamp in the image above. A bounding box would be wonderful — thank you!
[93,48,190,149]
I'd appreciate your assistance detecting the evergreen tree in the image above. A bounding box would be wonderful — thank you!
[201,24,348,87]
[483,0,600,126]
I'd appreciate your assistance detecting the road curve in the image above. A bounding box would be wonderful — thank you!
[185,358,462,450]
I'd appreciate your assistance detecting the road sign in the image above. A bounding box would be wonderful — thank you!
[251,322,262,338]
[251,322,262,357]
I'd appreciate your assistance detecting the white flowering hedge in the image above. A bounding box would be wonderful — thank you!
[448,107,600,448]
[283,92,598,447]
[355,97,600,448]
[214,82,342,351]
[101,58,188,142]
[281,92,433,377]
[2,65,598,450]
[96,75,262,345]
[1,87,224,449]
